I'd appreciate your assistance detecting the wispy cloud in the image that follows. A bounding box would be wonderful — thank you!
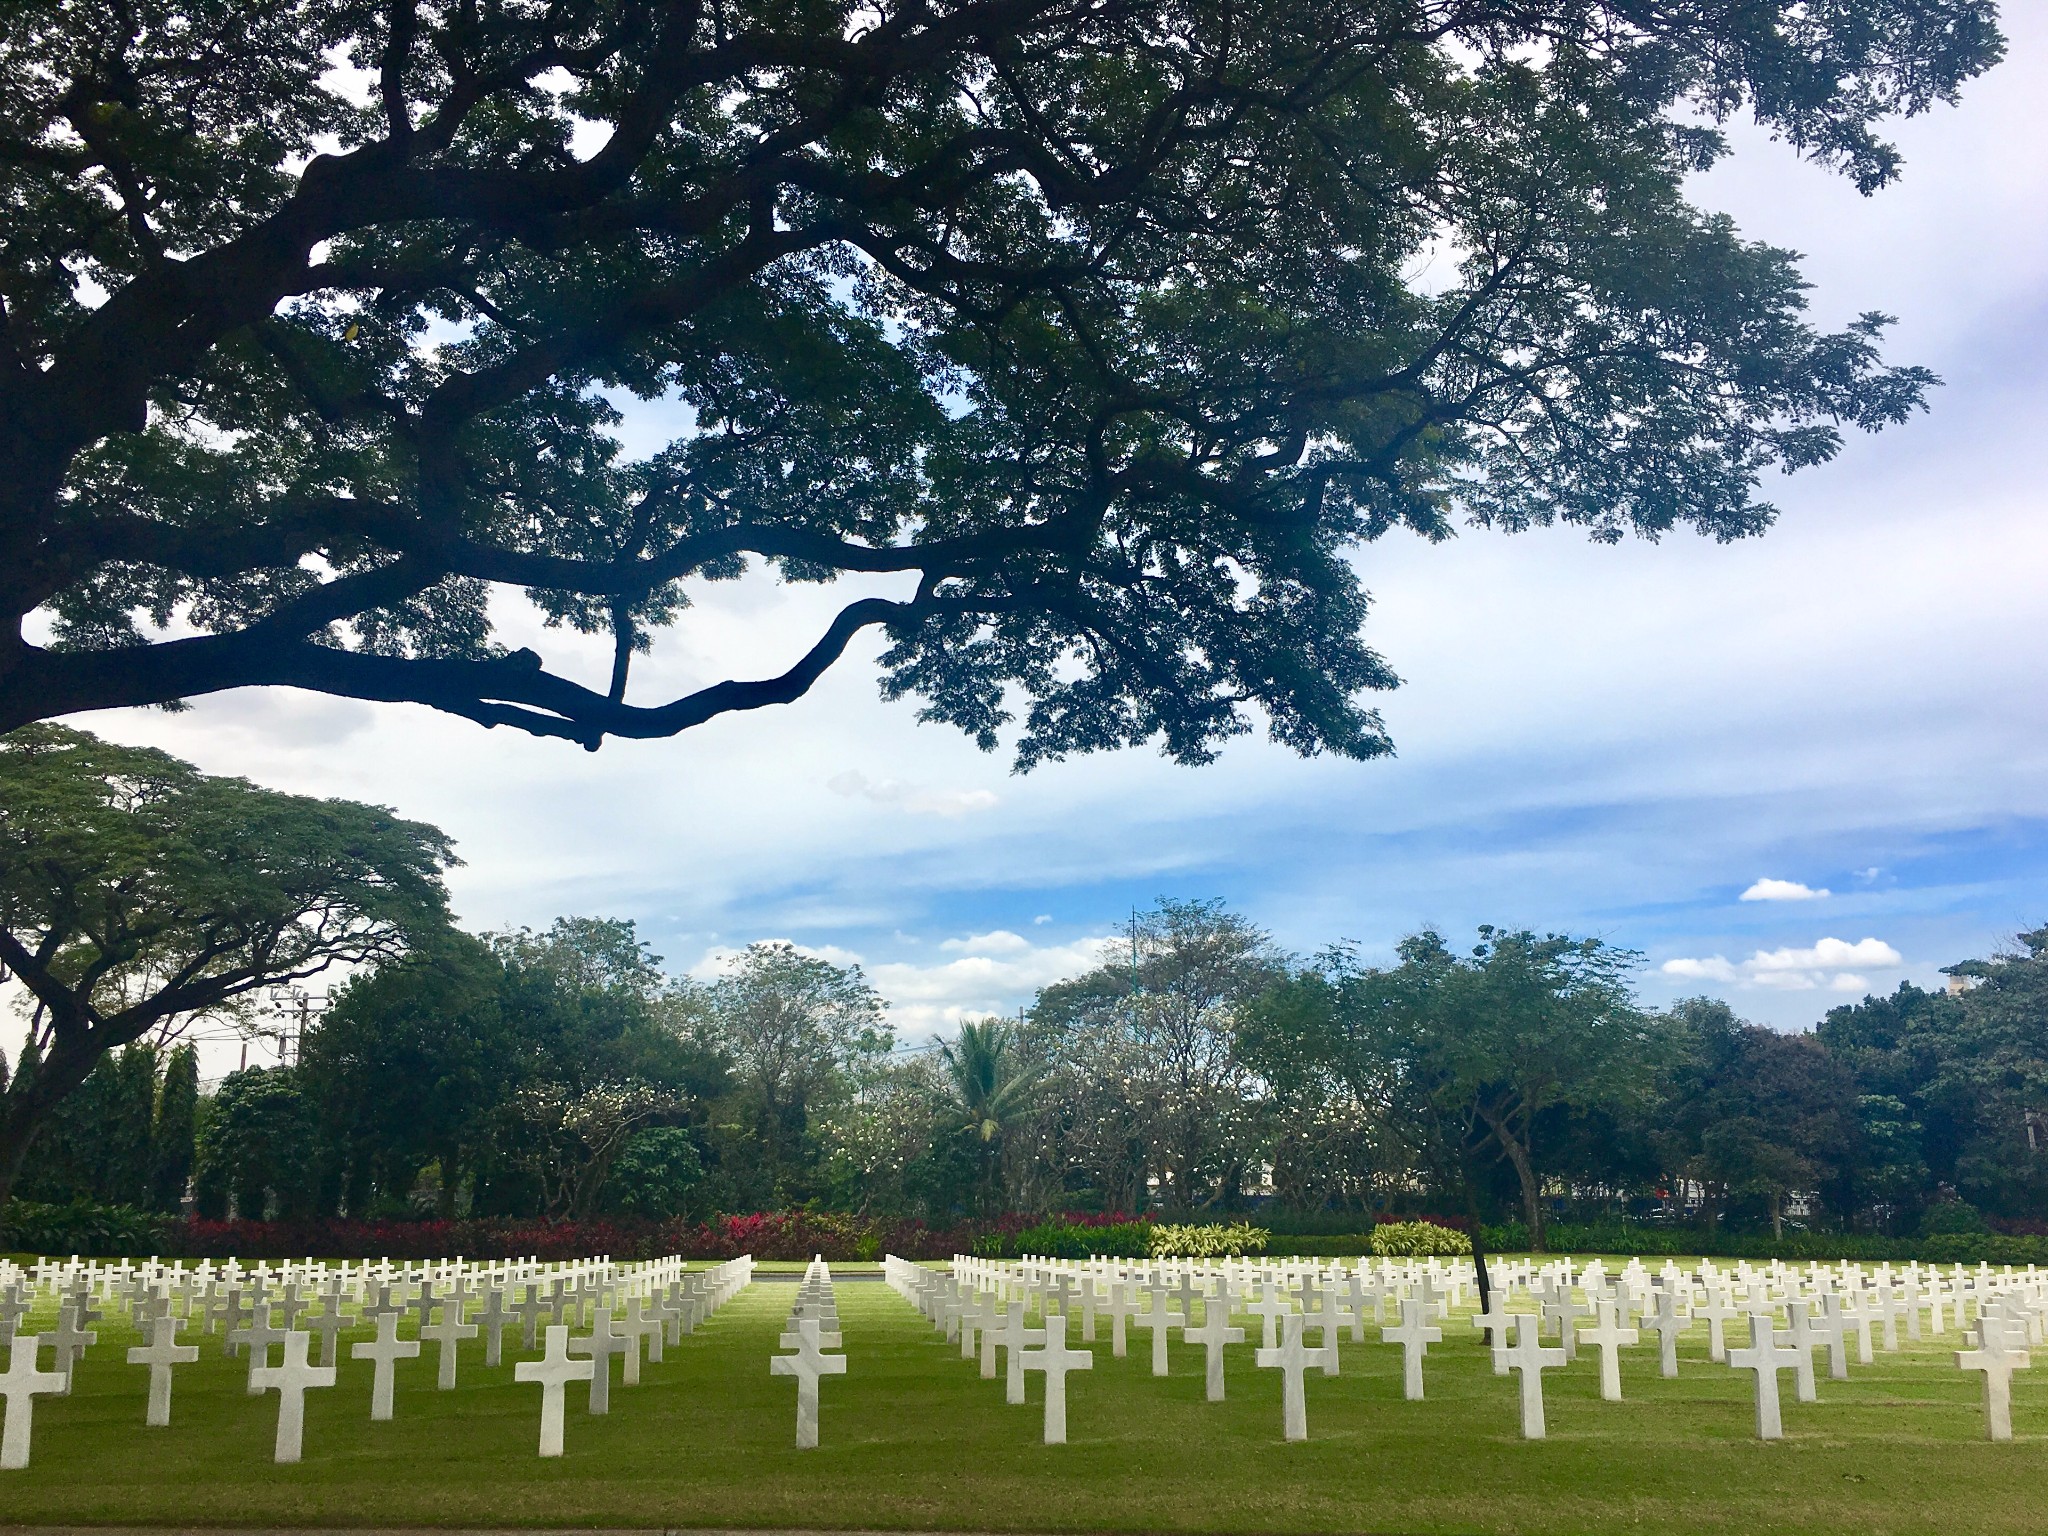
[826,769,999,819]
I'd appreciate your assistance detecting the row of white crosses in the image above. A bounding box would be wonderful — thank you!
[895,1249,2044,1445]
[886,1255,1096,1444]
[771,1256,848,1448]
[1481,1253,2046,1440]
[0,1252,754,1467]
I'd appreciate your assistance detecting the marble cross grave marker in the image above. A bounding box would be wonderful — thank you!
[423,1294,479,1389]
[515,1324,595,1458]
[1727,1312,1805,1441]
[1135,1283,1182,1377]
[567,1306,630,1414]
[1021,1312,1092,1445]
[1385,1295,1443,1401]
[772,1317,848,1450]
[1956,1315,2032,1442]
[1578,1299,1639,1402]
[352,1309,422,1421]
[1185,1287,1246,1401]
[998,1303,1048,1406]
[250,1329,336,1464]
[1506,1315,1568,1439]
[1255,1313,1334,1442]
[0,1335,68,1470]
[126,1315,200,1427]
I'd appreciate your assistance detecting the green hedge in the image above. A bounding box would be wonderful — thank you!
[1480,1222,2048,1266]
[0,1199,175,1256]
[1003,1219,1153,1260]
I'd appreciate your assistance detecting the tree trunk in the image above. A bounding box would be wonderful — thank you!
[1770,1189,1784,1241]
[0,1035,103,1210]
[1479,1105,1544,1251]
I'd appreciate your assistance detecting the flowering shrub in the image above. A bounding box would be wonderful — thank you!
[1370,1219,1473,1257]
[1149,1220,1269,1257]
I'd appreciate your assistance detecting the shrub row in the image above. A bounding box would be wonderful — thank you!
[9,1200,2048,1267]
[1479,1222,2048,1266]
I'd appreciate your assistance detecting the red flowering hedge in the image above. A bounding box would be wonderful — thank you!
[4,1202,1157,1261]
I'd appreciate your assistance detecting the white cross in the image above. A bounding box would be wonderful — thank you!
[421,1295,478,1390]
[250,1329,336,1464]
[1956,1314,2032,1441]
[1577,1299,1638,1402]
[1727,1313,1804,1440]
[1095,1281,1138,1359]
[959,1290,993,1378]
[1694,1289,1740,1364]
[1021,1312,1092,1445]
[1472,1297,1515,1376]
[1134,1283,1182,1377]
[1384,1295,1442,1401]
[772,1317,847,1450]
[515,1324,595,1457]
[1248,1280,1293,1351]
[1874,1283,1906,1352]
[1185,1285,1245,1402]
[567,1306,630,1414]
[997,1302,1047,1406]
[1506,1314,1567,1439]
[229,1303,285,1395]
[0,1335,68,1469]
[1255,1313,1334,1442]
[126,1315,199,1427]
[303,1301,349,1368]
[1782,1299,1823,1403]
[1540,1285,1588,1361]
[1340,1271,1373,1340]
[351,1309,421,1421]
[1307,1283,1351,1376]
[1811,1294,1852,1381]
[1643,1286,1687,1379]
[619,1296,665,1382]
[46,1303,95,1395]
[478,1286,513,1368]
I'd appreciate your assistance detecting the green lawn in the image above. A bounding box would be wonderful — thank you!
[2,1269,2042,1533]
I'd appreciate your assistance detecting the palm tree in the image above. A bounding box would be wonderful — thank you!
[941,1018,1039,1212]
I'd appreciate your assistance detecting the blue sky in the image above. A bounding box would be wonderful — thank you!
[61,9,2048,1046]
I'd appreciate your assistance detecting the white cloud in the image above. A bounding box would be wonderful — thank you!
[1661,955,1740,983]
[826,769,998,818]
[1033,914,1053,925]
[1662,936,1903,994]
[1749,937,1903,972]
[677,930,1111,1038]
[1740,878,1830,902]
[865,935,1112,1036]
[939,929,1033,956]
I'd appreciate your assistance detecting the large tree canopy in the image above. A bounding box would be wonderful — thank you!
[0,722,456,1202]
[0,1,2002,757]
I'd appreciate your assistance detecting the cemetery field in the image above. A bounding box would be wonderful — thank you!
[3,1268,2043,1535]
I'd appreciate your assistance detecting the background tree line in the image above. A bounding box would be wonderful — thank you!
[17,898,2043,1250]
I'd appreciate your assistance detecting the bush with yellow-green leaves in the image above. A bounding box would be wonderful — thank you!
[1147,1220,1270,1257]
[1369,1219,1473,1257]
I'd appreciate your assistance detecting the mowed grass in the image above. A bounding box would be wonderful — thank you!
[0,1265,2043,1534]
